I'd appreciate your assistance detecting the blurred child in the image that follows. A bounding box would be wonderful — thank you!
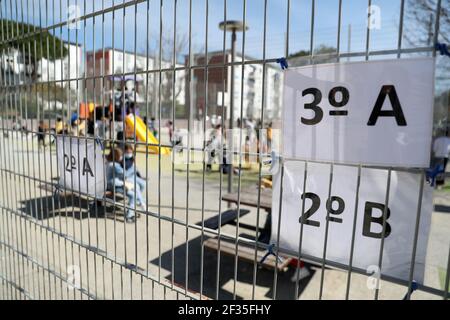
[122,144,146,209]
[106,147,137,222]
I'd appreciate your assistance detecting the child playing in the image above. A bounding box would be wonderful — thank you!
[106,147,137,222]
[122,144,146,209]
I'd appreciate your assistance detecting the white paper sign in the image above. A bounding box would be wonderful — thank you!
[271,162,432,283]
[282,58,435,167]
[56,137,105,197]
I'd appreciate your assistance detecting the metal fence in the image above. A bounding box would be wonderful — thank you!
[0,0,449,300]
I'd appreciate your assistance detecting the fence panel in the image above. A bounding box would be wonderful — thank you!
[0,0,448,300]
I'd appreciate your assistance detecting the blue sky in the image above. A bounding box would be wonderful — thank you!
[2,0,437,60]
[2,0,447,93]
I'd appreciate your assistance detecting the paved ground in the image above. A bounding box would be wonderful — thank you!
[0,132,449,300]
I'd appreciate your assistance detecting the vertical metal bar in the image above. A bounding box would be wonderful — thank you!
[171,0,177,291]
[144,0,150,281]
[184,0,192,297]
[51,0,65,298]
[365,0,372,61]
[285,0,290,58]
[251,0,267,300]
[273,0,291,300]
[0,105,7,298]
[121,2,128,290]
[444,246,450,300]
[232,0,247,300]
[8,0,21,299]
[140,274,143,300]
[309,0,315,64]
[318,164,334,299]
[294,161,308,299]
[4,2,17,299]
[272,163,285,299]
[151,279,154,299]
[397,0,405,59]
[0,1,7,299]
[101,0,108,300]
[336,0,342,62]
[66,0,76,300]
[215,0,227,301]
[82,0,92,299]
[0,2,9,299]
[38,0,51,299]
[199,0,208,299]
[374,169,392,300]
[406,172,425,299]
[24,0,36,297]
[10,0,20,298]
[33,0,43,300]
[9,0,19,300]
[345,165,362,299]
[43,0,53,298]
[48,0,58,298]
[23,0,36,299]
[15,0,27,299]
[57,0,67,299]
[74,0,84,300]
[111,0,117,301]
[30,2,45,299]
[0,1,12,299]
[432,0,442,59]
[157,0,163,286]
[91,0,99,298]
[0,5,3,294]
[132,0,138,297]
[47,0,59,298]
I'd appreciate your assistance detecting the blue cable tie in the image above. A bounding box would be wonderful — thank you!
[276,57,288,70]
[53,184,62,198]
[436,42,450,57]
[259,244,284,265]
[402,280,418,300]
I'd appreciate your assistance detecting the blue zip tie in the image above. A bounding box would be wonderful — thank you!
[259,243,284,265]
[276,57,288,70]
[402,280,418,300]
[436,42,450,57]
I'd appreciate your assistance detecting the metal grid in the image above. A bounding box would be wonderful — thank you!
[0,0,448,300]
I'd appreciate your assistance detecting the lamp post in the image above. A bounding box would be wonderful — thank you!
[219,20,248,194]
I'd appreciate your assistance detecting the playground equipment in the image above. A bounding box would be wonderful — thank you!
[125,114,170,155]
[79,102,95,119]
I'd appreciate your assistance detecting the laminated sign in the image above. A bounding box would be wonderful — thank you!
[282,58,435,167]
[271,162,432,283]
[56,137,105,198]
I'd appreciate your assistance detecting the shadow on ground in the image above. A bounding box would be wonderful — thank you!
[150,236,315,300]
[18,193,118,220]
[434,204,450,214]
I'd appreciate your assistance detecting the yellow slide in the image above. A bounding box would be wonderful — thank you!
[125,114,170,155]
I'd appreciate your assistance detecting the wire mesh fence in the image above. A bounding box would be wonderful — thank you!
[0,0,449,300]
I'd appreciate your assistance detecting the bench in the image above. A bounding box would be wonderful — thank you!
[45,182,140,219]
[203,237,292,272]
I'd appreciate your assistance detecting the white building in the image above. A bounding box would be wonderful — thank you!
[0,48,28,85]
[0,41,83,111]
[0,41,81,87]
[188,51,283,122]
[37,41,82,92]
